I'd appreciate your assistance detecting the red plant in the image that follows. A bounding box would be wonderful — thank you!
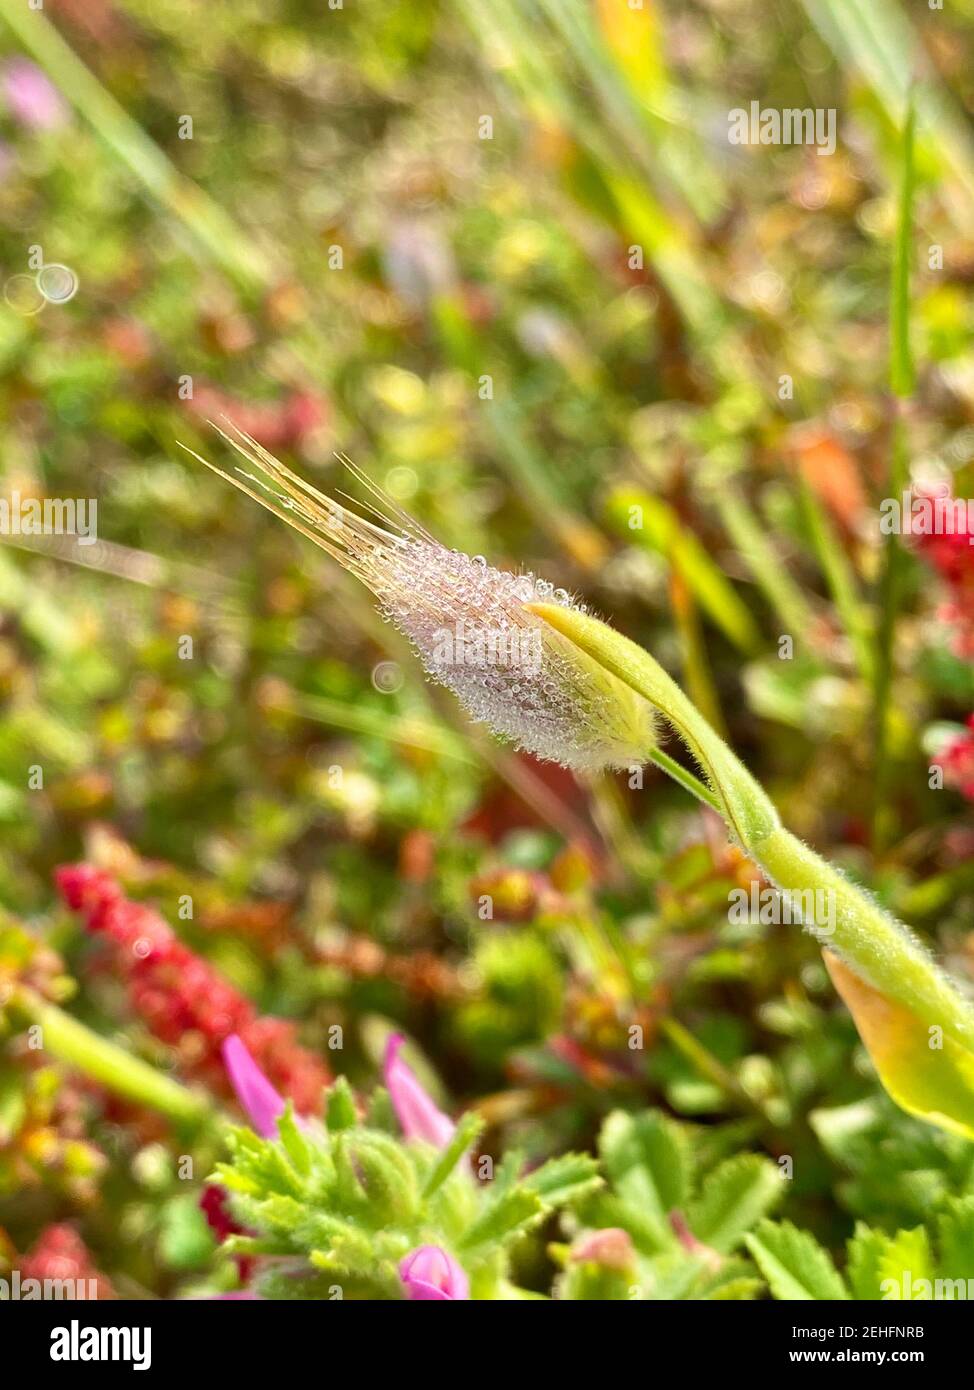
[912,488,974,658]
[56,864,330,1114]
[19,1224,115,1299]
[941,717,974,802]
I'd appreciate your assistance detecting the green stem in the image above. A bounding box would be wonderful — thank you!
[13,987,211,1123]
[659,1015,773,1122]
[753,830,974,1055]
[529,601,974,1057]
[648,748,721,813]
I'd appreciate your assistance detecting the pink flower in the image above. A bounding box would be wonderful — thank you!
[221,1034,286,1138]
[383,1034,455,1147]
[3,60,67,131]
[399,1245,469,1301]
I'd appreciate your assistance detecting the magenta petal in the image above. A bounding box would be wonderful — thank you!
[2,60,67,131]
[383,1034,455,1148]
[399,1245,470,1301]
[221,1034,286,1138]
[402,1280,452,1301]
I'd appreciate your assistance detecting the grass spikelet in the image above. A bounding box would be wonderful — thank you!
[186,424,656,772]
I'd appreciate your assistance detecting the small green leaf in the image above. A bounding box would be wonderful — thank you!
[277,1101,310,1175]
[458,1188,544,1251]
[937,1197,974,1281]
[687,1154,782,1254]
[846,1222,889,1301]
[876,1228,934,1299]
[521,1151,602,1208]
[599,1110,689,1238]
[745,1220,848,1301]
[326,1076,358,1131]
[422,1110,484,1197]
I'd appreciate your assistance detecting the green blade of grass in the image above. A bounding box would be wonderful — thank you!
[605,486,762,656]
[889,95,917,401]
[712,488,822,648]
[803,0,974,227]
[797,477,874,684]
[281,690,479,765]
[872,93,916,850]
[457,0,746,380]
[0,1,273,292]
[669,567,728,738]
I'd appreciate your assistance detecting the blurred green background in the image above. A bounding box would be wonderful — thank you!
[0,0,974,1295]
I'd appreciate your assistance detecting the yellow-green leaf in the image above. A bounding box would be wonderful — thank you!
[825,953,974,1141]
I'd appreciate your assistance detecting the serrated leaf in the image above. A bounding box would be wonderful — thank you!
[937,1197,974,1281]
[222,1125,305,1197]
[630,1250,705,1301]
[687,1154,782,1253]
[825,954,974,1141]
[491,1149,526,1194]
[209,1165,259,1196]
[745,1220,848,1300]
[598,1110,689,1243]
[223,1235,292,1257]
[581,1193,674,1258]
[248,1192,306,1234]
[521,1151,602,1208]
[876,1227,934,1299]
[458,1187,544,1250]
[846,1222,889,1300]
[698,1257,764,1301]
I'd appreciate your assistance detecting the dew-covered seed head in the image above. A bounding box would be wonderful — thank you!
[373,542,655,770]
[190,427,656,772]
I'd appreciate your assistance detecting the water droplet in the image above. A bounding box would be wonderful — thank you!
[4,274,44,315]
[36,262,78,304]
[371,660,404,694]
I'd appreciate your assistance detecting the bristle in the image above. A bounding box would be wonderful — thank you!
[190,427,656,771]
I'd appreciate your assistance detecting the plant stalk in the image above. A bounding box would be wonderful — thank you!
[12,987,211,1123]
[530,601,974,1057]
